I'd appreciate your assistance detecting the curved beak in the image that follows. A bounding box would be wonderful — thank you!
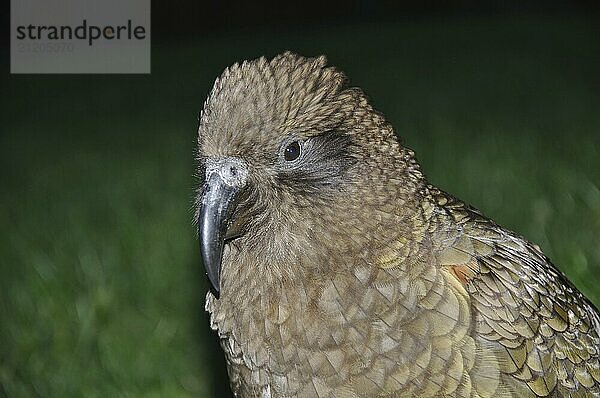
[198,158,248,297]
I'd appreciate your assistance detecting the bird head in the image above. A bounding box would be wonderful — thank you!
[196,52,424,298]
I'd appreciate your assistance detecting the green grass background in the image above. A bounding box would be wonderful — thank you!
[1,16,599,397]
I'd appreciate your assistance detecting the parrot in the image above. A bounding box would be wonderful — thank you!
[195,52,600,397]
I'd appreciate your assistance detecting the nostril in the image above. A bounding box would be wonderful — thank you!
[213,158,248,187]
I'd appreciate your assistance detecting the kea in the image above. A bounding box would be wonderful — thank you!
[195,52,600,397]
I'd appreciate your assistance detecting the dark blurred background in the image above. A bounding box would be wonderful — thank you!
[1,1,599,396]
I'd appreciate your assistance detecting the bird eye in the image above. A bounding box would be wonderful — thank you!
[284,141,301,161]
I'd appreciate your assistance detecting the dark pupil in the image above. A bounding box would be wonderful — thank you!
[284,141,301,161]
